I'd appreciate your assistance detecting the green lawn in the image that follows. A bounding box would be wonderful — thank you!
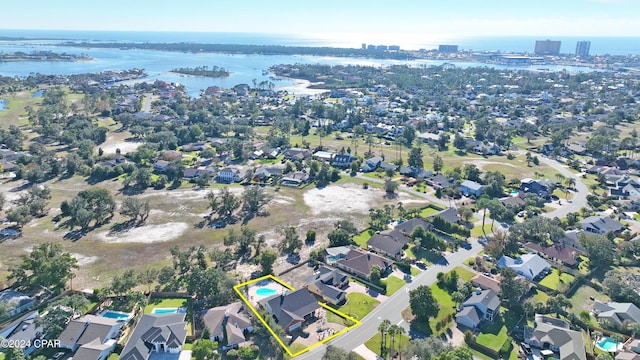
[569,285,610,315]
[326,292,380,324]
[404,244,443,264]
[410,266,421,276]
[430,284,456,336]
[475,309,519,351]
[471,223,494,238]
[365,332,410,357]
[452,266,476,281]
[352,229,373,248]
[288,343,308,354]
[529,289,550,304]
[538,269,575,291]
[108,354,118,360]
[382,276,406,296]
[420,206,441,217]
[144,297,189,314]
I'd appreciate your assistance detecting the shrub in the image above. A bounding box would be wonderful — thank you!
[499,337,513,356]
[395,260,411,274]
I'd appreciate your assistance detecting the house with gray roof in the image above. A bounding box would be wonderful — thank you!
[304,266,350,305]
[497,253,550,281]
[202,301,253,350]
[0,311,42,355]
[428,207,460,224]
[593,301,640,328]
[394,218,433,235]
[119,313,187,360]
[460,180,485,197]
[72,338,116,360]
[0,289,34,318]
[259,288,320,333]
[58,314,122,353]
[579,216,624,235]
[455,289,500,329]
[525,314,587,360]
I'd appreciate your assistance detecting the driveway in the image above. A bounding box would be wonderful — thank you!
[345,282,389,303]
[295,239,483,360]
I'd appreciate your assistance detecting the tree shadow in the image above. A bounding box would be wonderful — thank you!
[120,185,147,196]
[63,230,87,241]
[108,220,137,235]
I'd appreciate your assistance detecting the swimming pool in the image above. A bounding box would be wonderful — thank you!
[510,190,519,196]
[256,288,278,297]
[100,310,131,321]
[152,307,186,314]
[596,337,622,352]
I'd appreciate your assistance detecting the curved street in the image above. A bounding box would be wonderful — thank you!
[295,238,484,360]
[297,157,589,359]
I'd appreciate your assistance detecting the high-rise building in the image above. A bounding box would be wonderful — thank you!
[362,43,366,50]
[575,41,591,56]
[534,40,561,55]
[438,44,458,53]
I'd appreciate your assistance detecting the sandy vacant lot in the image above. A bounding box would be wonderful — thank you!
[303,183,417,215]
[100,139,143,155]
[95,222,189,243]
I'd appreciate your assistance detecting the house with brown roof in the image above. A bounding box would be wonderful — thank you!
[202,302,253,350]
[366,229,409,260]
[336,248,392,280]
[471,274,502,293]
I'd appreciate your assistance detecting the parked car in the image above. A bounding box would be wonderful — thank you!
[521,342,532,355]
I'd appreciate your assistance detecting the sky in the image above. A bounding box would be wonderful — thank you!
[3,0,640,42]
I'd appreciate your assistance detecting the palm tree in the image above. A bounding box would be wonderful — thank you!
[523,302,534,321]
[396,326,406,360]
[366,134,375,155]
[451,291,465,309]
[388,324,398,356]
[476,196,490,237]
[565,177,576,190]
[254,235,266,257]
[378,319,391,356]
[555,173,566,185]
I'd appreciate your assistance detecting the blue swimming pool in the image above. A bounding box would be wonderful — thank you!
[510,190,519,196]
[152,307,186,314]
[256,288,278,297]
[596,337,621,352]
[100,310,131,321]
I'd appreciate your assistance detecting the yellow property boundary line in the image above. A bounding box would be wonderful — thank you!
[234,274,362,357]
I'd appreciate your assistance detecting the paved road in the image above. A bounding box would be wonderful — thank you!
[295,238,483,360]
[535,156,589,219]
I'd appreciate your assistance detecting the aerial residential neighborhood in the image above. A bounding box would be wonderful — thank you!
[3,5,640,360]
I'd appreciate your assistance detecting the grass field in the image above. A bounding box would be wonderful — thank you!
[326,292,380,324]
[471,223,494,238]
[475,309,519,351]
[144,298,189,314]
[365,332,410,357]
[452,266,476,282]
[430,284,456,336]
[353,229,374,248]
[382,275,406,296]
[420,206,441,217]
[538,269,575,291]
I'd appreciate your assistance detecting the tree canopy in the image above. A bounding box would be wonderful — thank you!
[9,243,78,291]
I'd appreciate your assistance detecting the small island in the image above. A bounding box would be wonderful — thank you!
[0,50,92,62]
[170,65,230,78]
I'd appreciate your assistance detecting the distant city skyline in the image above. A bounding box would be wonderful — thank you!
[3,0,640,43]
